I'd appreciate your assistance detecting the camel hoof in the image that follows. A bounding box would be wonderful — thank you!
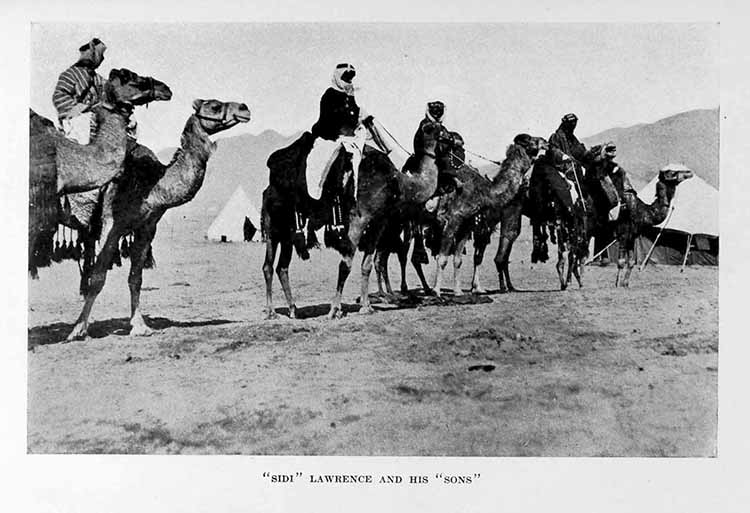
[130,324,153,337]
[360,304,375,315]
[560,284,567,291]
[288,306,297,319]
[400,286,409,295]
[264,309,278,320]
[453,289,464,297]
[328,307,343,320]
[471,286,486,294]
[423,287,435,296]
[65,327,88,342]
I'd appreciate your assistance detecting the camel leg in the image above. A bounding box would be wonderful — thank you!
[565,248,575,289]
[277,241,297,318]
[66,229,120,341]
[262,239,279,319]
[329,215,365,319]
[572,253,583,288]
[452,237,468,296]
[471,243,487,294]
[397,228,411,295]
[433,254,450,297]
[622,249,636,288]
[360,251,376,314]
[128,222,158,337]
[615,243,627,287]
[375,250,394,296]
[556,230,567,291]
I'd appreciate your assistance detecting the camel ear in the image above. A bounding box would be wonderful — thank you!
[108,69,122,82]
[192,99,204,112]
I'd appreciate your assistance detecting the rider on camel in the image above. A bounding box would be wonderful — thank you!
[408,99,463,192]
[52,37,107,145]
[306,63,371,201]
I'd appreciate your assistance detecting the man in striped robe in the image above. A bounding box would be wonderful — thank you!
[52,38,107,144]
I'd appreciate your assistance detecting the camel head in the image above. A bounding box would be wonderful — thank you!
[105,68,172,109]
[192,99,251,135]
[658,165,694,185]
[512,134,548,161]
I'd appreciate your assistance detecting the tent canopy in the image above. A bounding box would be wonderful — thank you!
[206,186,262,242]
[638,170,718,237]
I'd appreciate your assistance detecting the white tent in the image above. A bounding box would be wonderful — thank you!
[206,186,262,242]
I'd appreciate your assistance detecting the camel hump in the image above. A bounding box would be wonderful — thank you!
[266,131,315,170]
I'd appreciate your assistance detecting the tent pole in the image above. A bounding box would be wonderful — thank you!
[680,234,692,273]
[585,239,617,266]
[639,206,675,271]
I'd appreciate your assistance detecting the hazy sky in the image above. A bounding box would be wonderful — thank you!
[31,23,718,162]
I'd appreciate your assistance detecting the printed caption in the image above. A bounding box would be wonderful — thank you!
[261,472,481,485]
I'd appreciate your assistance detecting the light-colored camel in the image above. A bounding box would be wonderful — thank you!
[65,99,251,341]
[29,69,171,277]
[615,165,693,287]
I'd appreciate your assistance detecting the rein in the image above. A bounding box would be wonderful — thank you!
[194,103,240,130]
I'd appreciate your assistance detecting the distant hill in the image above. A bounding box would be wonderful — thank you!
[581,108,719,190]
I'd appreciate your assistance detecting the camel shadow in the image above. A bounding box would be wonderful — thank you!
[28,316,236,349]
[274,303,361,319]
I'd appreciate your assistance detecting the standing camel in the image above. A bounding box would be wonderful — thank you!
[262,120,446,319]
[614,165,693,287]
[29,68,172,277]
[403,135,546,297]
[65,99,251,341]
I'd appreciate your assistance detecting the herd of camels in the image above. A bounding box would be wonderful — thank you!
[28,67,694,342]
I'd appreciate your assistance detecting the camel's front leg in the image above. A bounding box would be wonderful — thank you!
[276,241,297,318]
[410,228,432,294]
[67,229,120,341]
[565,248,575,289]
[262,239,279,319]
[571,253,583,288]
[374,250,393,296]
[556,245,567,291]
[128,223,158,337]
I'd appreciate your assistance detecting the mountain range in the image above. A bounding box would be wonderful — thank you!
[159,108,719,233]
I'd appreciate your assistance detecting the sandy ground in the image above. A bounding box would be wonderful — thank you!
[27,229,717,456]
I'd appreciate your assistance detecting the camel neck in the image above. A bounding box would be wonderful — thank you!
[156,116,216,209]
[640,180,676,226]
[490,144,530,201]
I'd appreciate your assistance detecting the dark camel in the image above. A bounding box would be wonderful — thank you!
[29,69,172,277]
[262,121,446,319]
[65,99,251,341]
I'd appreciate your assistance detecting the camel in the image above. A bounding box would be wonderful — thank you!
[382,135,546,298]
[262,120,446,319]
[614,165,693,287]
[29,68,172,277]
[64,99,251,341]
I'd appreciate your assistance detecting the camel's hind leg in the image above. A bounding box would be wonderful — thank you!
[66,228,121,341]
[329,214,366,319]
[359,223,387,315]
[556,228,568,291]
[128,221,158,337]
[621,248,636,288]
[471,242,487,294]
[410,228,432,294]
[374,249,393,296]
[276,241,297,318]
[262,239,279,319]
[452,237,468,296]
